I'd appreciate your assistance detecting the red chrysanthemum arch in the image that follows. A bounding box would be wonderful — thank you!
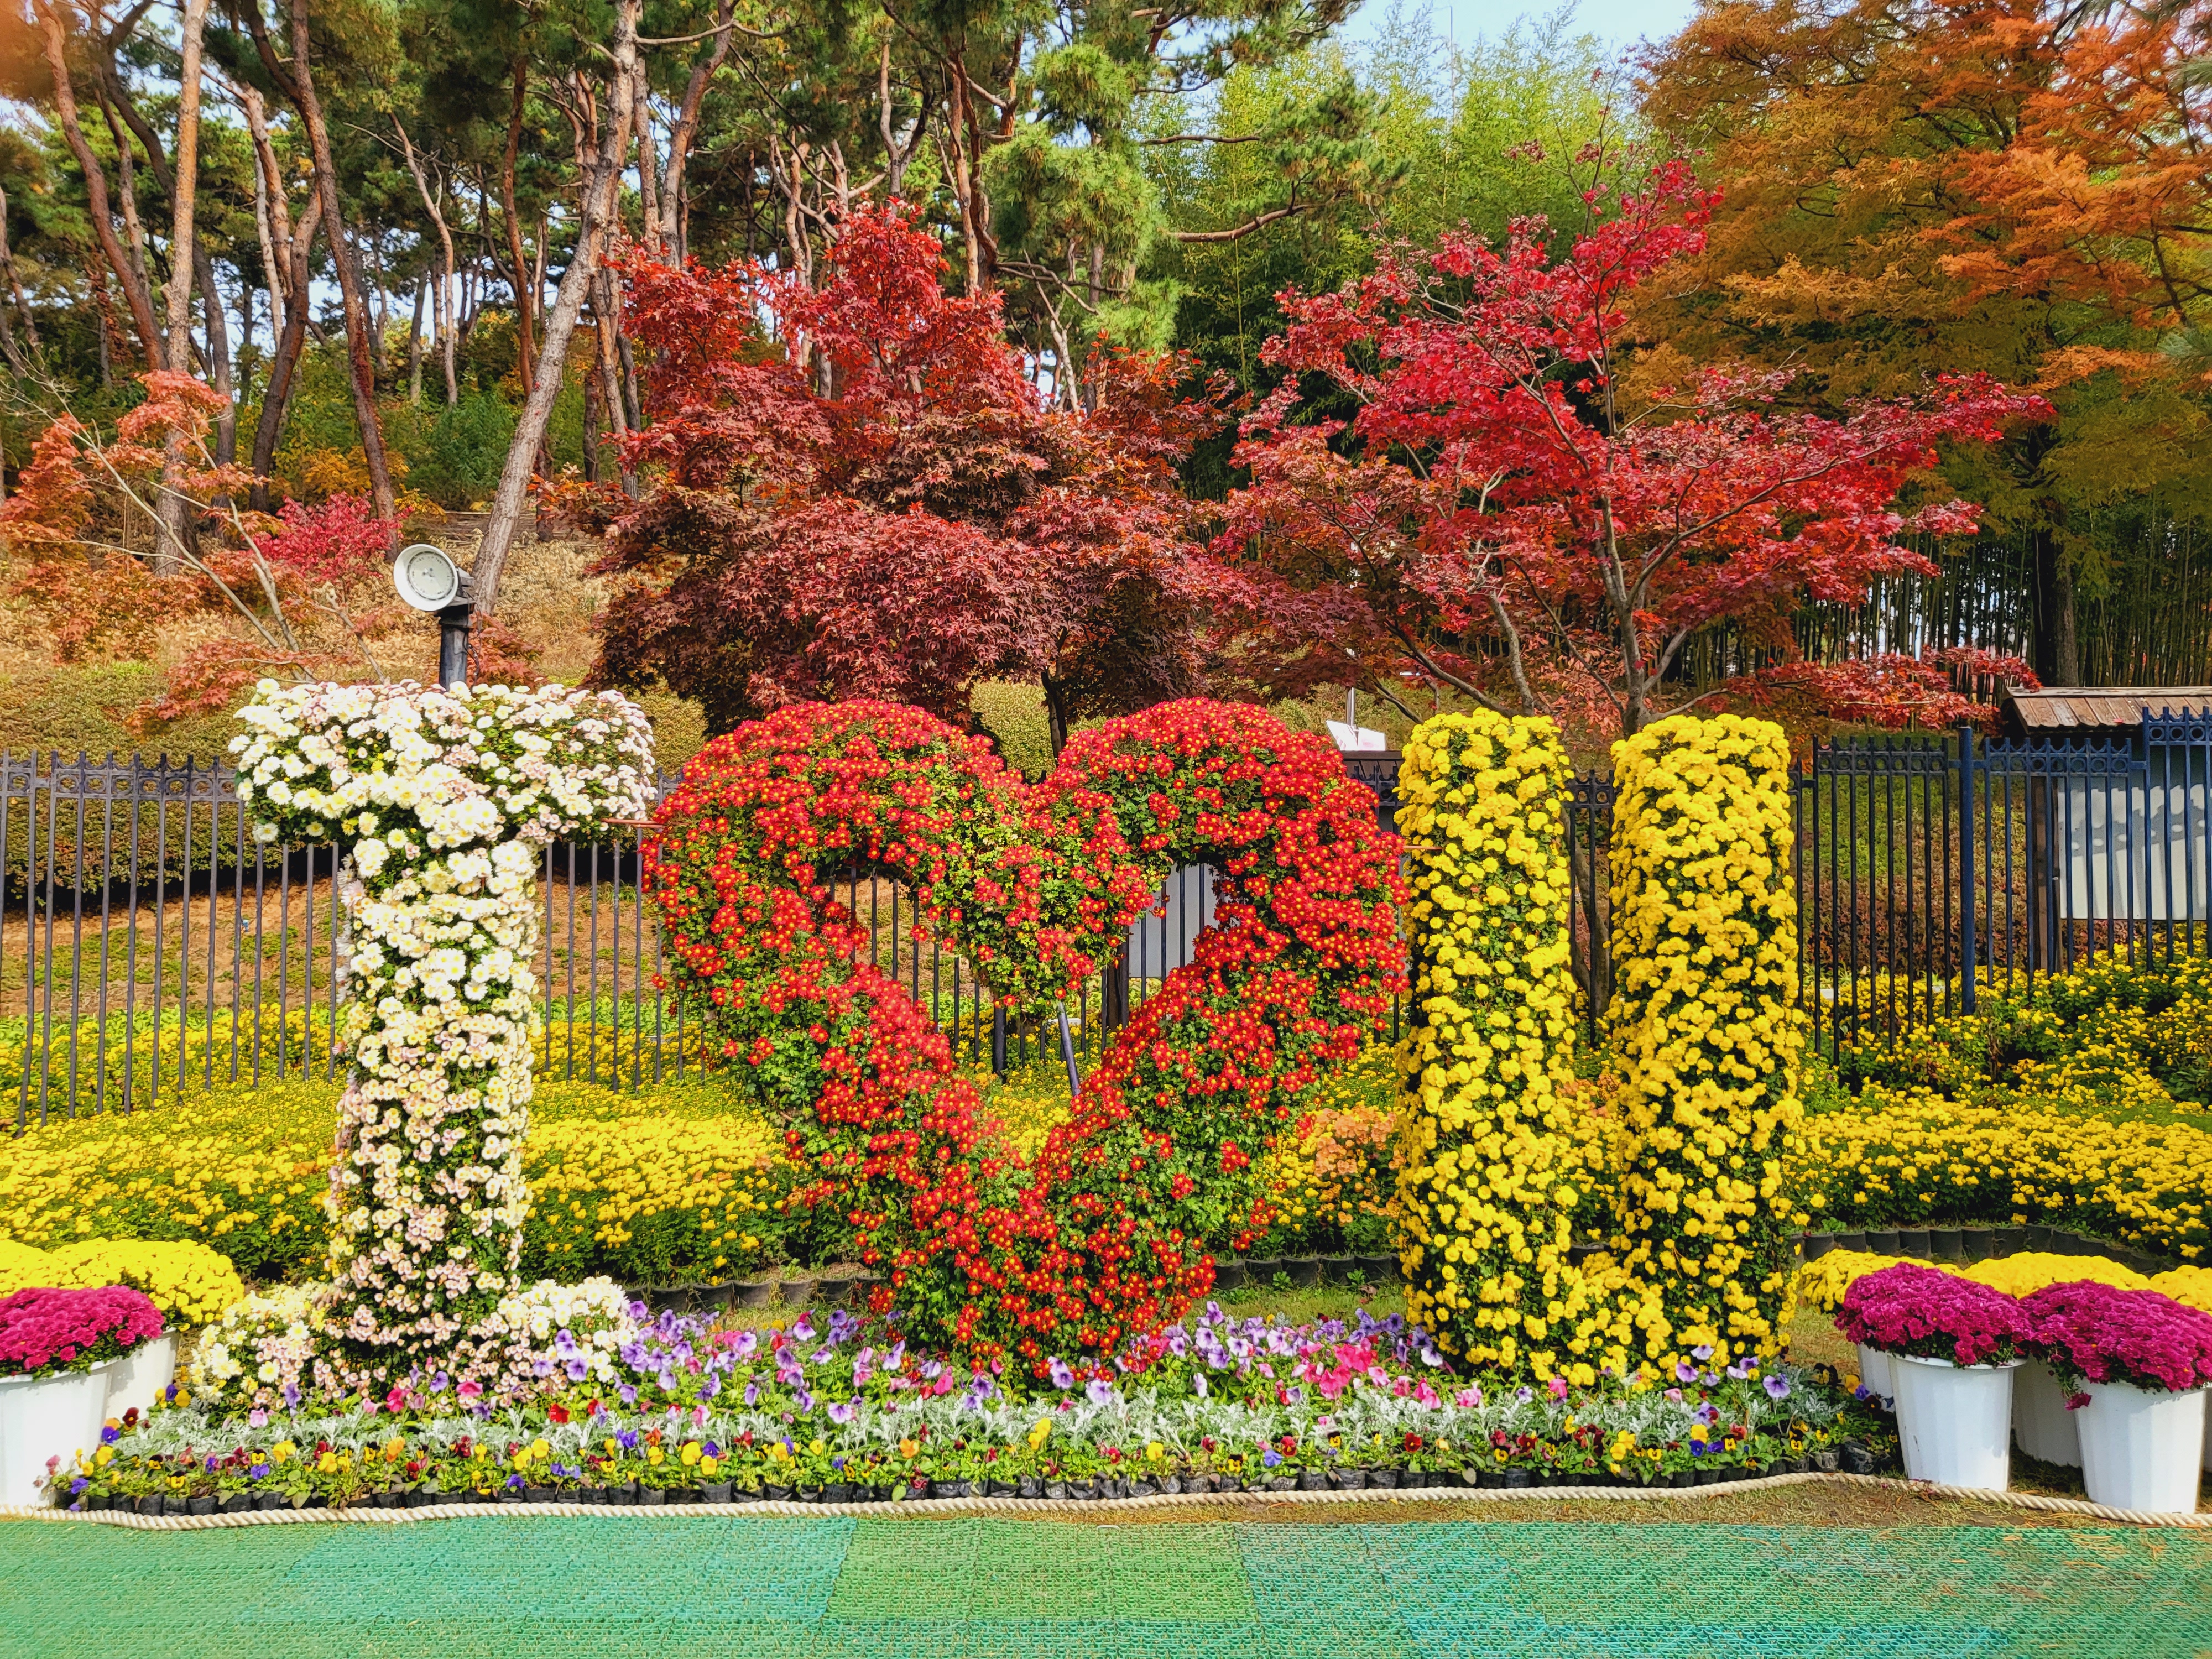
[644,698,1405,1361]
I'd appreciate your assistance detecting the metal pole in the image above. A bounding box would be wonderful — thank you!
[437,601,473,688]
[1958,722,1977,1014]
[1057,1004,1081,1098]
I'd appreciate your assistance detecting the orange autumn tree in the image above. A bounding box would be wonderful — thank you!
[0,374,447,721]
[1641,0,2212,687]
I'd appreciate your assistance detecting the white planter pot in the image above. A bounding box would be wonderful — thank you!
[1892,1353,2018,1491]
[2011,1360,2081,1467]
[1857,1344,1896,1407]
[0,1366,110,1506]
[2076,1379,2207,1515]
[101,1334,175,1423]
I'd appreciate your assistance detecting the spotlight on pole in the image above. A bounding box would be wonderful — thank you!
[392,542,473,688]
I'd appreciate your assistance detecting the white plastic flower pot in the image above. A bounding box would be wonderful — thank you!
[2075,1379,2207,1515]
[2010,1360,2081,1468]
[1856,1344,1896,1407]
[0,1366,110,1506]
[100,1334,175,1423]
[1891,1353,2018,1491]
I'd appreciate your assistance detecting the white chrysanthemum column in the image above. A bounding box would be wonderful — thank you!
[233,679,653,1392]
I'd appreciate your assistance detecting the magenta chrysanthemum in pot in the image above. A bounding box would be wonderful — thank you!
[2020,1280,2211,1515]
[0,1286,164,1380]
[2019,1282,2212,1399]
[0,1286,163,1508]
[1835,1264,2034,1368]
[1837,1262,2031,1491]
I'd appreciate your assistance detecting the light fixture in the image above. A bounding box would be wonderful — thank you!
[392,542,463,612]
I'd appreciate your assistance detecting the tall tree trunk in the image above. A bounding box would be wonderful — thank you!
[197,243,235,470]
[38,2,161,366]
[472,0,641,615]
[249,190,323,512]
[395,120,460,405]
[580,354,600,483]
[634,71,661,256]
[658,0,734,248]
[2033,527,2080,688]
[501,60,536,396]
[155,0,211,566]
[592,267,636,495]
[163,0,208,373]
[0,186,40,365]
[285,0,397,530]
[406,276,426,404]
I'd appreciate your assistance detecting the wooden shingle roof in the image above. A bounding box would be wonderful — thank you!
[2005,686,2212,732]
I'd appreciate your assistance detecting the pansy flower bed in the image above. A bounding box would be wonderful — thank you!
[60,1302,1872,1511]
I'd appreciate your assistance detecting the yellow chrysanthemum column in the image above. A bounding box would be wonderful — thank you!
[1606,713,1809,1370]
[1395,711,1635,1384]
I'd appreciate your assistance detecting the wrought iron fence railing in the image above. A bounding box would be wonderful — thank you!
[9,706,2208,1124]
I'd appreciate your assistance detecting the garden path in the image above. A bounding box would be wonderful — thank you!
[2,1513,2204,1656]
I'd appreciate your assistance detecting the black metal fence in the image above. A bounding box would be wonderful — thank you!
[9,709,2208,1123]
[2,754,1262,1125]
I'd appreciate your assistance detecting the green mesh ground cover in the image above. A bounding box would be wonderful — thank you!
[2,1517,2206,1658]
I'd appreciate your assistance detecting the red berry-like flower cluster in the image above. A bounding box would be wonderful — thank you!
[644,698,1406,1361]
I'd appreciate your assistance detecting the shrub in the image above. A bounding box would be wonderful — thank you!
[259,493,399,587]
[1607,713,1808,1368]
[400,389,517,509]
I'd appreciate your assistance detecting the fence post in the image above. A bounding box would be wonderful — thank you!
[1958,722,1977,1015]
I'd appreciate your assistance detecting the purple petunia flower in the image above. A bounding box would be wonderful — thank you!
[1673,1361,1698,1384]
[828,1400,857,1425]
[1764,1374,1791,1401]
[1050,1359,1074,1389]
[1086,1379,1114,1406]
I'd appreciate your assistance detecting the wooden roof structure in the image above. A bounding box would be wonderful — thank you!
[2005,686,2212,733]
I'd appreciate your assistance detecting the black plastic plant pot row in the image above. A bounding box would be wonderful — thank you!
[67,1446,1886,1515]
[1796,1224,2177,1277]
[630,1255,1406,1313]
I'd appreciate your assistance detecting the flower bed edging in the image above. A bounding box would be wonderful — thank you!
[7,1469,2209,1528]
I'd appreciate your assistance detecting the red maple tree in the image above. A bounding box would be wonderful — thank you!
[1209,151,2053,739]
[589,206,1228,752]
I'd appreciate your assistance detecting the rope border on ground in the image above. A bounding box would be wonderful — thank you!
[4,1470,2206,1531]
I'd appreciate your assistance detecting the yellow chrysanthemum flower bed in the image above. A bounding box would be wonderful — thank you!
[0,1235,248,1326]
[0,1076,806,1288]
[1394,710,1639,1384]
[1606,713,1809,1368]
[522,1084,790,1285]
[1790,1088,2211,1262]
